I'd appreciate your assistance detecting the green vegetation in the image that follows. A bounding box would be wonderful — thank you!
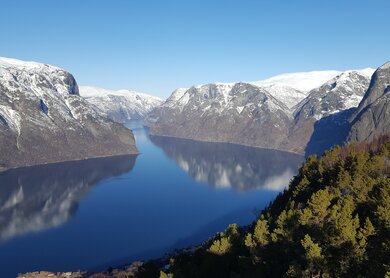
[142,136,390,277]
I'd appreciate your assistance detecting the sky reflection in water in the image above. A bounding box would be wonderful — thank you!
[0,123,303,277]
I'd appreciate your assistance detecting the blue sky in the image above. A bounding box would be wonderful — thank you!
[1,0,389,98]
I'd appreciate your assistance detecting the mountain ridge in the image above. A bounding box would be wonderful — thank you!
[148,67,376,155]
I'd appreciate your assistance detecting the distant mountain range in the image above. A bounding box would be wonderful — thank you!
[148,68,376,155]
[0,57,137,171]
[79,86,162,123]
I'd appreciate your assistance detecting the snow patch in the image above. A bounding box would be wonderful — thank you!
[379,62,390,70]
[0,57,60,71]
[236,106,244,114]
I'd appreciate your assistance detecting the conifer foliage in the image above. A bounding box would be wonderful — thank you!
[146,136,390,277]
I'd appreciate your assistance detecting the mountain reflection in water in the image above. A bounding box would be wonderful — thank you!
[0,155,137,242]
[149,135,304,191]
[0,126,306,277]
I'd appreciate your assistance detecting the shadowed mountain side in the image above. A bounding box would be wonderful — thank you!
[305,108,355,156]
[0,155,137,241]
[348,62,390,142]
[149,135,303,191]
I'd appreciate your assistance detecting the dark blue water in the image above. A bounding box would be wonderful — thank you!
[0,122,303,277]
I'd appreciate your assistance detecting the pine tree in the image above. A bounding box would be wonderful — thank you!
[208,237,231,255]
[301,234,324,276]
[252,219,270,246]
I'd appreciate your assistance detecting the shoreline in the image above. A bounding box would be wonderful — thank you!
[0,152,140,173]
[148,132,305,156]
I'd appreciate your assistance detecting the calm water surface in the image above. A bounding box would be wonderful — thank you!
[0,122,303,277]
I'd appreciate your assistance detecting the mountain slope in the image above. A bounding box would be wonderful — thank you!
[289,69,374,154]
[257,85,306,109]
[150,82,294,152]
[0,57,138,171]
[79,86,163,123]
[348,62,390,142]
[149,69,374,154]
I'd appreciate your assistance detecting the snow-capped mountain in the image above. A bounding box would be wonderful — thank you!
[149,68,375,154]
[150,82,294,151]
[289,69,374,154]
[293,69,374,120]
[0,57,137,171]
[79,86,163,123]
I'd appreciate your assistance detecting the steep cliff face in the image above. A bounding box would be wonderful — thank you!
[348,62,390,142]
[0,57,138,171]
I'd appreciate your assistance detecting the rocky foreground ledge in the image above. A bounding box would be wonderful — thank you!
[18,262,143,278]
[18,246,198,278]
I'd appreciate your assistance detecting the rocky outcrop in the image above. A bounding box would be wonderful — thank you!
[19,261,144,278]
[79,86,163,123]
[348,62,390,142]
[0,57,138,171]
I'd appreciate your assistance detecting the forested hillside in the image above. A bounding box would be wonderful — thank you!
[140,135,390,278]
